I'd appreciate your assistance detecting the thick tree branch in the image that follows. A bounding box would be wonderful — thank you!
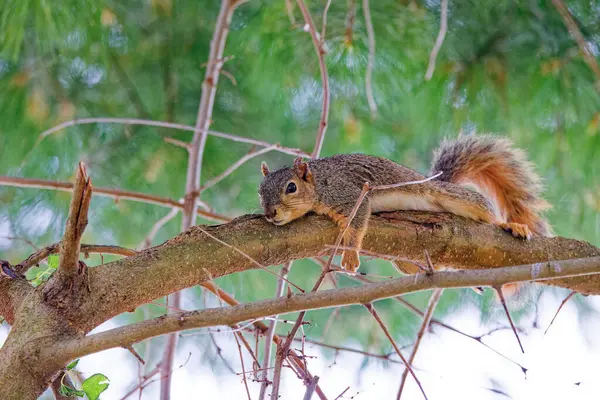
[2,211,600,398]
[48,255,600,362]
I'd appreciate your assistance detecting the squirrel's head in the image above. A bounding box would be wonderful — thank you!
[258,157,316,225]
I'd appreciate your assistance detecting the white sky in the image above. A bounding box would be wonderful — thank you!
[3,287,600,400]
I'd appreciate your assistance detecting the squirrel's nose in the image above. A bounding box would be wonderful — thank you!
[265,207,277,220]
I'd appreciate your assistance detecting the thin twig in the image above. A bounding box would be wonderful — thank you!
[15,243,136,276]
[544,290,576,335]
[36,117,310,158]
[234,332,253,400]
[344,0,356,46]
[365,303,428,400]
[200,282,325,399]
[321,0,333,46]
[285,0,296,25]
[258,262,293,400]
[362,0,377,117]
[303,375,320,400]
[198,227,304,292]
[125,345,146,365]
[0,176,229,223]
[201,145,277,192]
[163,137,191,151]
[551,0,600,86]
[397,289,443,399]
[424,0,448,81]
[394,296,527,374]
[334,387,350,400]
[294,337,400,363]
[270,266,331,400]
[138,208,180,250]
[494,286,525,354]
[296,0,331,158]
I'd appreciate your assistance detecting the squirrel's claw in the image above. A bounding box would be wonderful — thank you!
[499,222,532,240]
[341,251,360,274]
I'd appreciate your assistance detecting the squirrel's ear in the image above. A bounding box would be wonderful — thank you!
[293,158,314,183]
[260,162,270,177]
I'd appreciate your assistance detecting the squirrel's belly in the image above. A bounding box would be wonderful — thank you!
[370,191,442,213]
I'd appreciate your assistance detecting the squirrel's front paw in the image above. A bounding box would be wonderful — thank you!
[341,251,360,274]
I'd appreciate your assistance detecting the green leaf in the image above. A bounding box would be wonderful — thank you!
[47,255,59,269]
[66,359,79,371]
[81,373,110,400]
[59,383,85,397]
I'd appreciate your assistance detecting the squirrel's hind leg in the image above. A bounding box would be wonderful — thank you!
[428,182,532,240]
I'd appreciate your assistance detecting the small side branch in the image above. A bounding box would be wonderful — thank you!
[364,303,428,400]
[424,0,448,81]
[296,0,331,158]
[397,288,443,399]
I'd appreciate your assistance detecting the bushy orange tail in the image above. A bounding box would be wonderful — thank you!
[431,134,551,237]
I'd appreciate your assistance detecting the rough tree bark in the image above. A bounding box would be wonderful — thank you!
[1,210,599,398]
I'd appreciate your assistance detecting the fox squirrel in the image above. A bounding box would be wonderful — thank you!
[258,135,551,273]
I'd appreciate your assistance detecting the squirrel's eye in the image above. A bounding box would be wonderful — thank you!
[286,182,297,194]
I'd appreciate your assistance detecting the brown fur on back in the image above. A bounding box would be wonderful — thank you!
[430,135,551,236]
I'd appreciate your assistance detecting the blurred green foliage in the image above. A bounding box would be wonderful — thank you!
[1,0,600,364]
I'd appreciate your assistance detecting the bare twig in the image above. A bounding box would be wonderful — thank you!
[36,117,310,158]
[364,303,428,400]
[344,0,356,46]
[494,286,525,354]
[544,290,576,335]
[296,0,331,158]
[0,176,229,223]
[334,386,350,400]
[294,337,400,363]
[258,262,292,400]
[233,332,253,400]
[551,0,600,85]
[201,145,277,192]
[119,367,160,400]
[138,208,180,250]
[424,0,448,81]
[163,137,191,151]
[285,0,297,25]
[394,296,527,374]
[321,0,333,46]
[126,345,146,365]
[397,288,443,399]
[198,228,304,292]
[270,264,332,400]
[362,0,377,117]
[303,375,320,400]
